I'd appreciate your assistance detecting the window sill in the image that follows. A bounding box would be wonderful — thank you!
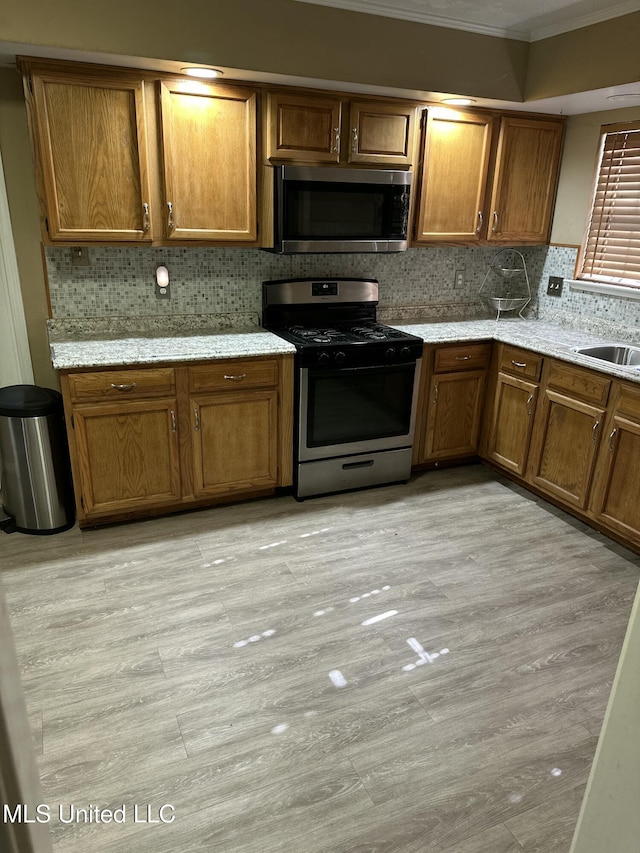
[568,279,640,301]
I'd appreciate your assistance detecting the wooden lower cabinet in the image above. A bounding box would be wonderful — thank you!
[191,390,278,496]
[527,389,605,509]
[415,342,490,464]
[71,398,182,516]
[423,370,486,460]
[61,355,293,526]
[590,384,640,546]
[484,371,538,476]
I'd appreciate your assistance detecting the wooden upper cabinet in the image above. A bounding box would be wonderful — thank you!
[267,91,342,163]
[348,101,416,165]
[28,70,153,242]
[415,109,494,243]
[158,80,257,242]
[487,116,564,243]
[266,91,417,166]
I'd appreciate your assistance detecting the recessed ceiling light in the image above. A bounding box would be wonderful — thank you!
[181,67,223,80]
[606,93,640,102]
[441,97,476,106]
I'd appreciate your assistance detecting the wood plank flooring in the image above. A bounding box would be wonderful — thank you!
[2,464,639,852]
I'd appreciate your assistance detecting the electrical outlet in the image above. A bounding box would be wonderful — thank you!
[454,269,465,288]
[155,283,170,299]
[71,247,89,266]
[547,276,564,297]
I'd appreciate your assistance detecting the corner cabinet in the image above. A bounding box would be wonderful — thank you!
[414,110,564,246]
[266,90,418,166]
[158,80,257,242]
[416,342,491,463]
[60,356,293,527]
[25,69,154,243]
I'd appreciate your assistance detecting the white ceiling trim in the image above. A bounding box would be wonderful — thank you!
[294,0,531,41]
[529,0,640,41]
[294,0,640,43]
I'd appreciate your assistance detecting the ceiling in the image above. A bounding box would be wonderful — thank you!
[294,0,640,41]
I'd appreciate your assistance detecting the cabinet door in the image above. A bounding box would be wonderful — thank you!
[423,370,486,461]
[266,92,342,163]
[159,81,257,241]
[72,399,181,517]
[487,116,563,243]
[592,413,640,543]
[485,372,538,475]
[528,389,605,508]
[191,390,278,496]
[29,71,152,242]
[348,101,416,166]
[414,109,493,243]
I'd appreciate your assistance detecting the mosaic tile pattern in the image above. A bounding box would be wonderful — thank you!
[45,244,640,332]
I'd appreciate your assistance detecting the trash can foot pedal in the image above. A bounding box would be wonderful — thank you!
[0,509,16,533]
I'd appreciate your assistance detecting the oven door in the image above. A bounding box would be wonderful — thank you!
[298,360,421,462]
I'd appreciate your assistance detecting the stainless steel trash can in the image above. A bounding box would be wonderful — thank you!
[0,385,75,534]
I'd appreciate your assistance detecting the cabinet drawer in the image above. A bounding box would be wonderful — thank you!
[434,342,491,373]
[188,359,278,392]
[546,359,610,406]
[616,381,640,421]
[67,368,175,402]
[500,346,542,381]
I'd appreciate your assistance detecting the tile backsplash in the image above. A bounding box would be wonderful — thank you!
[45,244,640,333]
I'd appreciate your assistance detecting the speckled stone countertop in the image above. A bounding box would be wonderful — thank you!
[48,314,296,369]
[48,314,640,383]
[392,318,640,384]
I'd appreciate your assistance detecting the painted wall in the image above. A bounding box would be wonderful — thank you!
[2,0,528,102]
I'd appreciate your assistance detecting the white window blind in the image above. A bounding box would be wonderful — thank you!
[579,121,640,288]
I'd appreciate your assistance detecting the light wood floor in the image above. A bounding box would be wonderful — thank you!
[3,464,639,852]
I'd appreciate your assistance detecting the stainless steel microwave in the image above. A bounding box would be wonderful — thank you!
[270,165,411,254]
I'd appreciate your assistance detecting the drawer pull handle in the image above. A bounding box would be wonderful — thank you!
[433,383,439,404]
[194,408,200,431]
[492,211,499,232]
[608,427,618,451]
[332,127,340,153]
[110,382,137,392]
[526,393,534,417]
[167,201,174,231]
[454,355,472,361]
[351,127,358,153]
[143,202,150,232]
[476,210,483,233]
[511,360,527,368]
[170,410,177,433]
[592,420,600,443]
[224,373,248,381]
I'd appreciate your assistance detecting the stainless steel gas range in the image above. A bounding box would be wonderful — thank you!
[262,277,423,499]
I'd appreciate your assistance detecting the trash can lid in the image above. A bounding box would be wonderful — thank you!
[0,385,62,417]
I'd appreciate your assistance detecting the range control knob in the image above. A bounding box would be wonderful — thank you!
[317,351,330,365]
[400,346,411,359]
[385,346,397,361]
[334,351,347,364]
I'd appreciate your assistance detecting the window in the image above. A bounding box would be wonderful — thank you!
[578,120,640,288]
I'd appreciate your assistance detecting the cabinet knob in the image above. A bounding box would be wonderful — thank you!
[143,202,150,232]
[193,407,200,431]
[167,201,174,231]
[351,127,358,153]
[332,127,340,153]
[526,393,534,417]
[592,420,600,444]
[476,211,483,233]
[608,427,618,451]
[492,211,499,232]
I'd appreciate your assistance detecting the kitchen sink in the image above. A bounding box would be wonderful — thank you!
[572,344,640,366]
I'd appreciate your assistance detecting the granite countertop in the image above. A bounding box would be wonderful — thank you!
[48,315,640,383]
